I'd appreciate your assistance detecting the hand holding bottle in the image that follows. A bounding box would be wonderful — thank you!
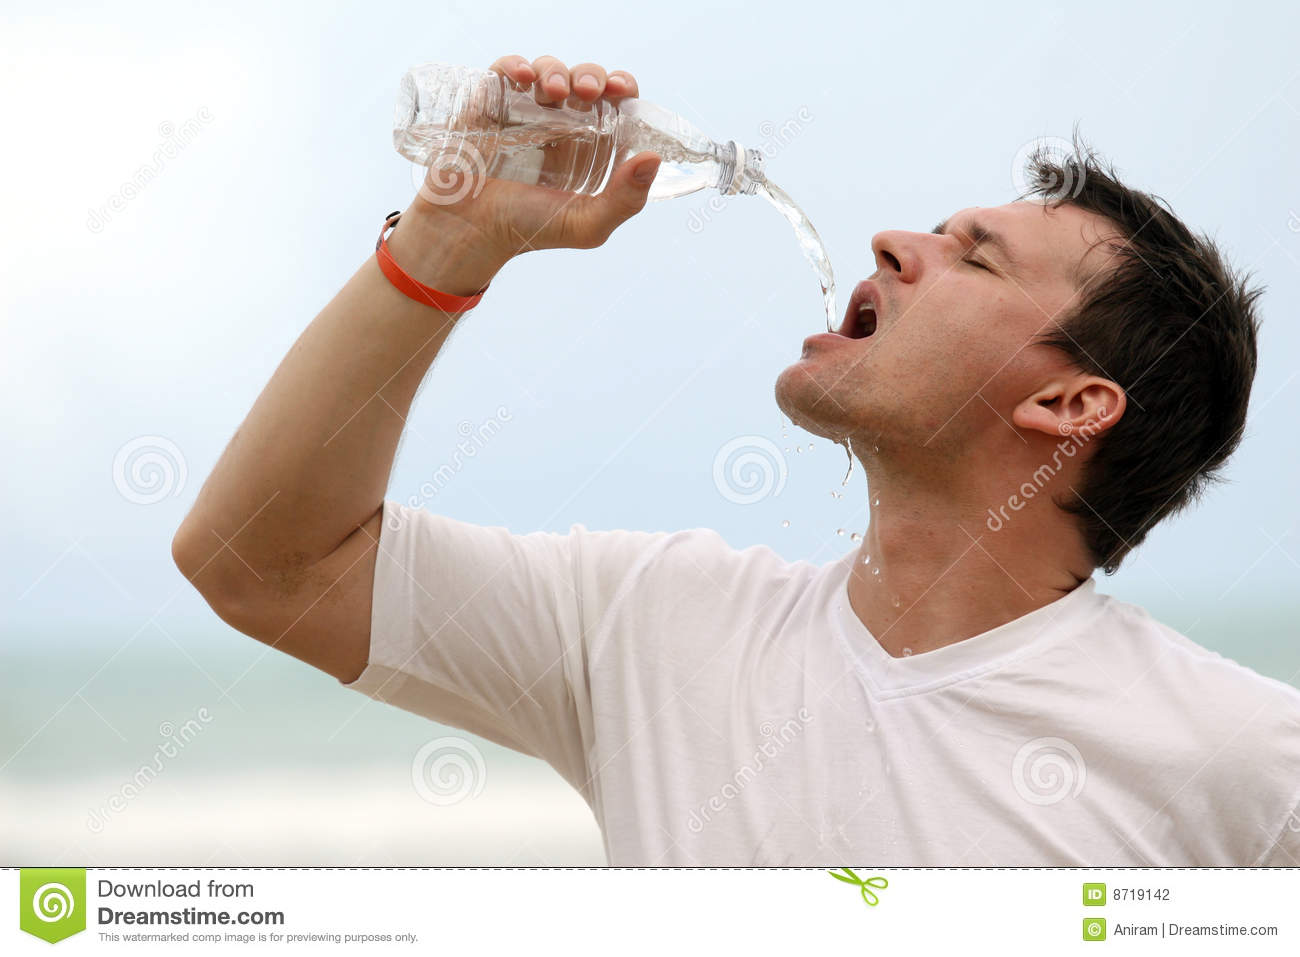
[393,54,662,291]
[390,54,819,317]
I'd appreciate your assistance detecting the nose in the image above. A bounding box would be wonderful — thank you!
[870,230,920,284]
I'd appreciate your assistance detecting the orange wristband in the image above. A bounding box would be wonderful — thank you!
[375,211,488,312]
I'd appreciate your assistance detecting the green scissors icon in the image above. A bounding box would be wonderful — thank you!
[827,868,889,906]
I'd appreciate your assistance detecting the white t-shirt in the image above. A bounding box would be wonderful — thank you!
[344,500,1300,865]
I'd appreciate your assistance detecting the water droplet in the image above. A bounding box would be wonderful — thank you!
[780,519,790,528]
[784,447,791,452]
[871,496,880,508]
[836,528,845,536]
[850,532,861,542]
[891,594,901,608]
[795,446,802,454]
[861,553,871,565]
[871,567,882,578]
[901,648,913,657]
[829,490,838,499]
[872,444,880,454]
[840,436,855,486]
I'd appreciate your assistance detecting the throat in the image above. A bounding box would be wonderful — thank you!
[843,489,1084,657]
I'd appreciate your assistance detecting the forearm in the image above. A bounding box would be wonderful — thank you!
[173,203,507,593]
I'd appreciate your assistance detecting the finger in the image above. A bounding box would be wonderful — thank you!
[488,54,536,91]
[554,151,659,249]
[604,70,639,103]
[530,55,569,104]
[568,62,607,101]
[592,151,660,234]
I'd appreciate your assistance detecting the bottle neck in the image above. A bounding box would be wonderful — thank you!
[715,140,766,196]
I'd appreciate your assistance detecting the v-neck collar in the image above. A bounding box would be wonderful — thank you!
[830,553,1104,697]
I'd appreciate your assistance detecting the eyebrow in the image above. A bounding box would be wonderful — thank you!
[931,217,1023,274]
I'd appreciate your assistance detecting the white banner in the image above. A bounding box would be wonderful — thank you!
[7,867,1298,954]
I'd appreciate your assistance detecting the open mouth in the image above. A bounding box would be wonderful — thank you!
[837,281,880,340]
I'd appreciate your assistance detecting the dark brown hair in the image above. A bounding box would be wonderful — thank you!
[1023,133,1262,573]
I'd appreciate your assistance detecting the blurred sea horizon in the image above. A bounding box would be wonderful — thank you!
[4,589,1297,866]
[1,634,607,866]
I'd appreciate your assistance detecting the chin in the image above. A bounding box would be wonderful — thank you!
[774,364,855,441]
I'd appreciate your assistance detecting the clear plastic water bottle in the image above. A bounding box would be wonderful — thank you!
[393,63,766,202]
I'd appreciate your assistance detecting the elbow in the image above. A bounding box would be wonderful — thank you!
[171,519,209,588]
[170,522,197,579]
[172,519,244,614]
[172,523,270,639]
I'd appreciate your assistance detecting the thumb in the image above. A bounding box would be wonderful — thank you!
[589,152,660,235]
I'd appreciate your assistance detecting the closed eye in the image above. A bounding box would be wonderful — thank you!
[964,257,991,271]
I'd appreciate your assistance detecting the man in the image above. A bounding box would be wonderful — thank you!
[172,54,1300,865]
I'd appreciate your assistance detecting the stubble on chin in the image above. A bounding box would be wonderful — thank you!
[774,364,859,441]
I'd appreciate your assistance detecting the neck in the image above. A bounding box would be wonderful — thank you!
[844,441,1092,657]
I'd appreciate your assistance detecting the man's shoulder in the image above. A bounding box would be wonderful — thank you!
[571,523,822,585]
[1084,596,1300,860]
[1094,594,1300,780]
[558,525,847,649]
[1101,594,1300,717]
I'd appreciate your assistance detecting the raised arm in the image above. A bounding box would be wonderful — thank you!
[171,54,660,682]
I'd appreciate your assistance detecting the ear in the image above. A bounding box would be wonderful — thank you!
[1012,375,1126,441]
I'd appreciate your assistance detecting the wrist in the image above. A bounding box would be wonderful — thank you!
[385,203,510,296]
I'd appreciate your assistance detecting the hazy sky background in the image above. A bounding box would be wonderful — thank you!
[3,0,1299,863]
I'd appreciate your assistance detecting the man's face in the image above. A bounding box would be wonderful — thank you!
[775,199,1120,452]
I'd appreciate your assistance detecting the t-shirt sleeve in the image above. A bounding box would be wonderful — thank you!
[1249,689,1300,866]
[341,499,665,796]
[1255,796,1300,866]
